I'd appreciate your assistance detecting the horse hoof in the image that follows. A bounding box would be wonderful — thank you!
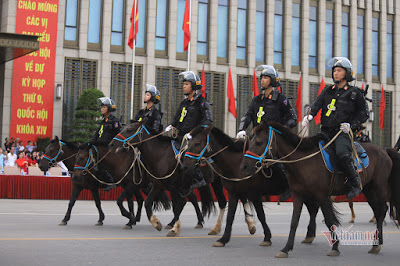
[259,241,272,247]
[349,219,355,223]
[327,250,340,256]
[165,224,173,229]
[195,224,203,229]
[167,230,178,237]
[369,218,377,223]
[301,237,315,244]
[95,221,103,226]
[58,221,67,226]
[368,245,381,254]
[208,230,218,235]
[212,241,225,247]
[249,226,256,235]
[155,222,162,231]
[123,224,132,229]
[275,251,288,258]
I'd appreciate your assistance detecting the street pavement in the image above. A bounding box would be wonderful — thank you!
[0,199,399,266]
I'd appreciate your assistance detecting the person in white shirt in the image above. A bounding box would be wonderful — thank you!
[5,147,17,166]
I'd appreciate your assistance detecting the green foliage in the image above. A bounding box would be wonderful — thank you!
[69,88,105,143]
[36,137,50,152]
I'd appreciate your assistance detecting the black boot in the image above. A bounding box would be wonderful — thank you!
[340,155,361,199]
[102,171,116,192]
[190,168,207,189]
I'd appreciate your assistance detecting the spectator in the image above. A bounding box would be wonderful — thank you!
[4,138,12,152]
[36,152,44,165]
[25,140,37,153]
[27,152,38,166]
[5,147,17,166]
[11,143,17,155]
[17,141,25,152]
[16,151,29,174]
[0,147,5,173]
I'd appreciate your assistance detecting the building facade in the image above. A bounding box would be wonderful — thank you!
[1,0,399,147]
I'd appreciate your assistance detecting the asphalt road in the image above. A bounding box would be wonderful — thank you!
[0,199,399,266]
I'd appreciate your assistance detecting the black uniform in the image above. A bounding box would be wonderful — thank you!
[355,132,371,143]
[395,135,400,151]
[134,106,162,133]
[310,83,369,158]
[239,88,297,131]
[91,114,122,144]
[170,93,212,136]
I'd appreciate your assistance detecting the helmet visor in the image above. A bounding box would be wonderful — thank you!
[179,71,197,83]
[327,57,353,69]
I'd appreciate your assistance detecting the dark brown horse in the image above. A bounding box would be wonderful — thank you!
[241,122,400,257]
[108,121,251,237]
[181,125,319,247]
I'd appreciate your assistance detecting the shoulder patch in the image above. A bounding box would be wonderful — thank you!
[114,122,119,128]
[283,99,288,105]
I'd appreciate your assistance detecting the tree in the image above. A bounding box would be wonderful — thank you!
[69,88,105,143]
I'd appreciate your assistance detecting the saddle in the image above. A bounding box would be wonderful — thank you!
[319,141,369,173]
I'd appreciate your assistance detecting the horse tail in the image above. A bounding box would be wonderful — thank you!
[198,185,216,218]
[385,148,400,226]
[152,190,171,212]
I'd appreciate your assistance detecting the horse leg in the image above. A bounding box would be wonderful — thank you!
[188,192,204,229]
[348,199,356,223]
[116,189,136,229]
[208,180,227,235]
[320,199,340,257]
[252,196,272,246]
[132,187,144,222]
[165,193,178,229]
[242,199,256,235]
[59,184,83,226]
[213,194,239,247]
[166,191,187,237]
[91,188,105,226]
[145,186,163,231]
[275,194,304,258]
[301,199,319,244]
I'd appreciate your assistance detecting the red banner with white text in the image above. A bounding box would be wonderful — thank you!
[10,0,59,143]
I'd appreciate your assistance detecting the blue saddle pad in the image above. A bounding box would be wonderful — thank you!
[319,141,369,173]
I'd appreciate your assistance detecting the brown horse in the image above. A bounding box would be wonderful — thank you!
[241,122,400,258]
[181,125,320,247]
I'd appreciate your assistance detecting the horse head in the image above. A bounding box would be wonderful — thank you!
[109,118,149,153]
[39,136,65,172]
[72,143,96,183]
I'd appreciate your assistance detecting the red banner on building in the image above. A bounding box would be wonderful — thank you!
[10,0,59,143]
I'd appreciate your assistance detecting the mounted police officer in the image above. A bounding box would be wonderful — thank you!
[165,71,212,189]
[236,65,297,139]
[91,97,122,191]
[133,84,163,133]
[302,57,369,199]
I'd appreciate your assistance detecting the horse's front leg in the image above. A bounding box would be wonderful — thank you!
[348,199,356,223]
[116,188,136,229]
[132,186,144,222]
[188,192,204,229]
[213,193,239,247]
[252,196,272,246]
[145,185,163,231]
[242,199,256,235]
[166,191,187,237]
[90,188,105,226]
[276,193,304,258]
[301,199,319,244]
[208,179,227,235]
[59,184,83,226]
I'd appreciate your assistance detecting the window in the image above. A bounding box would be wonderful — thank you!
[111,0,124,49]
[200,71,226,130]
[341,11,349,58]
[255,0,265,63]
[372,90,392,147]
[63,58,98,139]
[309,5,317,69]
[237,0,247,63]
[155,0,168,55]
[136,0,147,50]
[387,18,393,79]
[217,0,229,61]
[292,3,301,67]
[176,0,186,55]
[64,0,79,47]
[280,80,300,131]
[357,13,364,75]
[110,63,143,124]
[236,75,253,131]
[274,0,283,65]
[197,0,209,59]
[372,17,379,77]
[325,9,333,69]
[155,67,185,126]
[88,0,102,49]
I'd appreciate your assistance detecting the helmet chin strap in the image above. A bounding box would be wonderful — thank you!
[334,78,345,84]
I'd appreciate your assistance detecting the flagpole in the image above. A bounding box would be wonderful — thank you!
[187,0,191,71]
[130,0,137,120]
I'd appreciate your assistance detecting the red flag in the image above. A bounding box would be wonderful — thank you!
[314,77,326,125]
[380,84,385,130]
[361,82,365,91]
[182,0,190,52]
[277,86,281,93]
[227,67,237,118]
[201,63,206,98]
[296,75,302,124]
[252,70,259,97]
[128,0,139,49]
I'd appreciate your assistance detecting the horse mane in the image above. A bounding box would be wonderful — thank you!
[254,122,322,151]
[190,126,247,152]
[50,138,79,149]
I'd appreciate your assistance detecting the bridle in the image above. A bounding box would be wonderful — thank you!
[43,140,66,165]
[112,125,150,147]
[184,134,210,162]
[74,145,99,175]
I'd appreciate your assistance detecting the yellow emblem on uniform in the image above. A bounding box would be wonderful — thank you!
[257,107,265,123]
[99,125,104,137]
[179,107,187,122]
[325,99,336,117]
[138,118,142,122]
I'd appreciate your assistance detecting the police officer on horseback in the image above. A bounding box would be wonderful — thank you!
[165,71,212,189]
[91,97,122,191]
[236,65,297,139]
[133,84,163,133]
[302,57,369,199]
